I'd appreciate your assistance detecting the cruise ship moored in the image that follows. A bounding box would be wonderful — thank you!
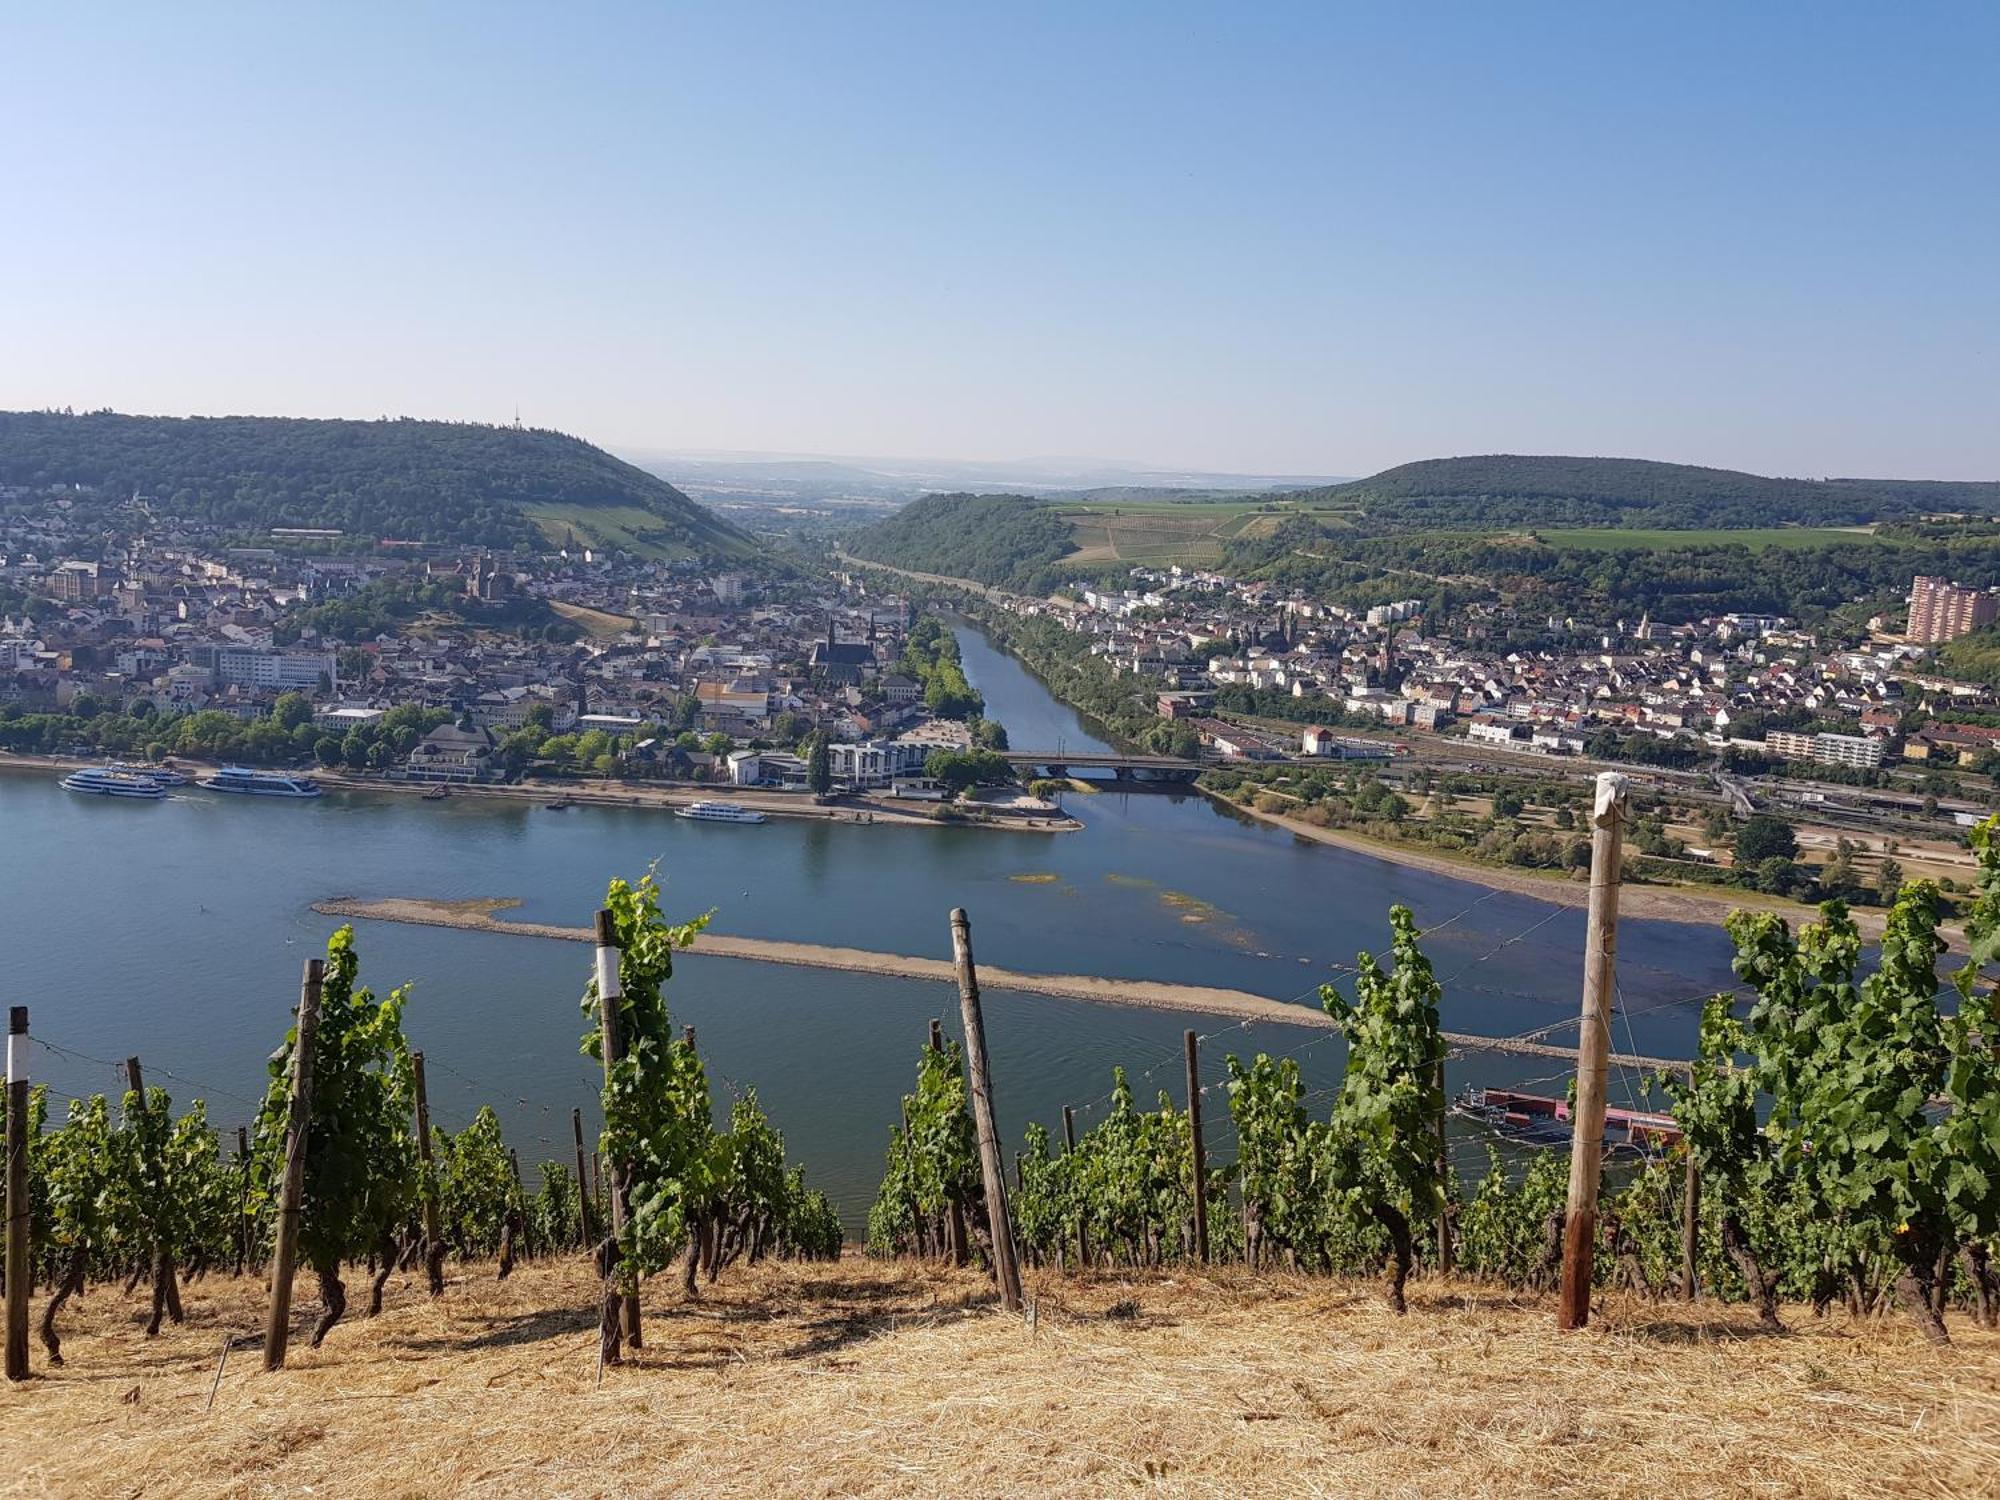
[109,761,190,786]
[673,799,768,824]
[198,767,325,798]
[59,767,168,799]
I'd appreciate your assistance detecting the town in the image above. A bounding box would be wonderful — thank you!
[924,553,2000,905]
[7,476,2000,901]
[0,488,1046,824]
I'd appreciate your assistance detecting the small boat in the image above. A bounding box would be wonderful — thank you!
[199,767,324,798]
[675,800,767,825]
[60,767,167,799]
[544,794,577,810]
[422,784,451,801]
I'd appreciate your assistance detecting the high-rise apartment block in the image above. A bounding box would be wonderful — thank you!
[1907,575,1998,644]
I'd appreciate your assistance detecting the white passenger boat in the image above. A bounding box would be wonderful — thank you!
[108,761,189,786]
[674,800,767,824]
[199,767,325,798]
[60,767,167,799]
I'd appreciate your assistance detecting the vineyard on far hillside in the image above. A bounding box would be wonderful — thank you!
[2,824,1997,1385]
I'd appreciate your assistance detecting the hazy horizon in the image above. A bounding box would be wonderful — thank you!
[3,4,1995,480]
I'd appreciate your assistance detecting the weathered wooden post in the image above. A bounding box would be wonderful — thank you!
[412,1052,445,1295]
[1558,771,1628,1332]
[949,909,1022,1313]
[1184,1030,1208,1265]
[928,1018,967,1265]
[125,1056,184,1331]
[265,959,325,1371]
[1682,1139,1701,1302]
[6,1007,29,1380]
[1063,1104,1086,1270]
[572,1108,595,1247]
[500,1148,523,1276]
[594,908,642,1357]
[1435,1055,1453,1277]
[235,1125,252,1275]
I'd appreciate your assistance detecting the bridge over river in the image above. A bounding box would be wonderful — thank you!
[1002,749,1209,782]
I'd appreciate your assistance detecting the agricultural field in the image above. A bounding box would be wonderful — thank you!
[1536,525,1897,552]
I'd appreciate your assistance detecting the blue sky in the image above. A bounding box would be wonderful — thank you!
[2,2,1994,477]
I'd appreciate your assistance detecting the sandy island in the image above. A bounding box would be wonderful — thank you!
[313,895,1315,1026]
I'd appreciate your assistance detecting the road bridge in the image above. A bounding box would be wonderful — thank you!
[1002,749,1208,782]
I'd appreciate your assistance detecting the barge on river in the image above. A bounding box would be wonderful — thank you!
[1452,1086,1682,1154]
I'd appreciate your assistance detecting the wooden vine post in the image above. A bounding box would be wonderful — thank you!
[1681,1135,1701,1301]
[949,909,1022,1313]
[6,1006,29,1380]
[1062,1104,1086,1270]
[929,1017,967,1265]
[412,1051,445,1295]
[1558,771,1628,1332]
[265,958,325,1372]
[1435,1055,1453,1276]
[126,1056,183,1332]
[594,908,641,1356]
[572,1108,595,1247]
[1183,1030,1208,1265]
[235,1125,251,1275]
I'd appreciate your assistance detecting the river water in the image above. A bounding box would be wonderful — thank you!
[0,623,1740,1227]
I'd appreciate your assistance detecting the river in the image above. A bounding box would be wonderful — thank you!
[0,622,1740,1227]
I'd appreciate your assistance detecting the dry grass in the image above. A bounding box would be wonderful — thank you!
[8,1255,1997,1499]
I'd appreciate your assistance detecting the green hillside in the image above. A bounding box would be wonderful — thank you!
[1292,454,2000,530]
[844,492,1078,591]
[1938,626,2000,688]
[0,410,752,557]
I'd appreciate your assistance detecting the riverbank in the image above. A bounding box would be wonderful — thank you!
[0,752,1081,834]
[1197,786,1919,937]
[314,895,1328,1028]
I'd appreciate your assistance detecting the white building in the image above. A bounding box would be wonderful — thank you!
[198,645,336,691]
[827,738,931,789]
[1467,716,1527,747]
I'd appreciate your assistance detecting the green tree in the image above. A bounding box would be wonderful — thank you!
[270,692,314,731]
[808,734,833,796]
[923,747,1013,794]
[1734,815,1798,867]
[1874,857,1905,902]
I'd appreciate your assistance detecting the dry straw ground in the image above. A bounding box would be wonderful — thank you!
[6,1255,1996,1499]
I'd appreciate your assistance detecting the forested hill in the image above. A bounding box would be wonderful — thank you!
[843,491,1077,592]
[0,410,752,556]
[1293,454,2000,529]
